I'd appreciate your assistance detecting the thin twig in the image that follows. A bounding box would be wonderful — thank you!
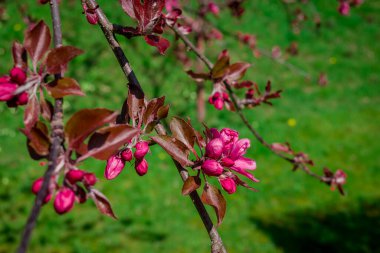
[16,1,64,252]
[169,24,326,182]
[84,0,227,252]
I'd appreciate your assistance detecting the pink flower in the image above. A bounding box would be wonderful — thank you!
[0,83,17,101]
[201,159,224,176]
[338,2,350,15]
[135,158,148,176]
[134,141,149,160]
[83,172,97,186]
[10,67,26,85]
[121,148,133,161]
[82,3,99,25]
[230,157,259,182]
[208,3,220,16]
[31,177,52,203]
[208,92,224,110]
[218,177,236,194]
[205,138,224,159]
[66,169,86,184]
[229,138,250,160]
[220,128,239,150]
[220,157,235,167]
[105,155,125,180]
[0,75,11,84]
[16,92,28,105]
[54,187,75,214]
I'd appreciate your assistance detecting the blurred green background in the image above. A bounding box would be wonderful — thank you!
[0,0,379,252]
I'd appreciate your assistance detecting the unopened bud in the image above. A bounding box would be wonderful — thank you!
[219,177,237,194]
[134,141,149,160]
[205,138,224,159]
[66,169,86,184]
[201,160,223,176]
[121,149,133,161]
[83,172,97,186]
[10,67,26,85]
[135,158,148,176]
[0,83,17,101]
[104,155,125,180]
[16,92,28,105]
[54,187,75,214]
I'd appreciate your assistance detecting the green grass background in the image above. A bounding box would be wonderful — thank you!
[0,0,379,252]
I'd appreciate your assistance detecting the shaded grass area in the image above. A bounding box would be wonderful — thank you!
[0,0,379,252]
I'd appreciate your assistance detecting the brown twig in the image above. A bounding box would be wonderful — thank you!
[84,0,227,252]
[17,1,64,253]
[169,24,327,183]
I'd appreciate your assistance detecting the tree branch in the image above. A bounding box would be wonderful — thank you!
[17,1,64,252]
[169,24,328,184]
[83,0,227,252]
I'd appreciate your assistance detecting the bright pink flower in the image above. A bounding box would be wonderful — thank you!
[338,2,350,15]
[208,92,225,110]
[220,128,239,150]
[0,83,17,101]
[208,3,220,16]
[82,3,99,25]
[104,155,125,180]
[83,172,97,186]
[205,138,224,159]
[135,158,148,176]
[0,75,11,84]
[66,169,86,184]
[31,177,52,203]
[231,157,259,182]
[134,141,149,160]
[10,67,26,85]
[229,138,250,160]
[165,0,180,12]
[54,187,75,214]
[219,177,236,194]
[333,169,347,186]
[201,159,224,176]
[16,92,28,105]
[121,148,133,161]
[220,157,235,167]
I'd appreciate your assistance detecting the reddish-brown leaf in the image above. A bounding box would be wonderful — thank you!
[186,70,211,82]
[143,97,165,126]
[151,135,193,167]
[39,92,53,121]
[144,35,170,55]
[46,46,84,74]
[119,0,136,19]
[46,77,85,98]
[170,117,196,150]
[127,85,145,124]
[24,20,51,68]
[87,125,139,160]
[211,55,230,79]
[12,42,27,69]
[24,95,40,133]
[182,176,201,195]
[226,62,250,82]
[21,121,50,159]
[90,189,117,219]
[157,104,170,120]
[65,108,117,150]
[201,183,226,226]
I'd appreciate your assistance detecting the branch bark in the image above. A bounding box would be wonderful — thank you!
[84,0,227,252]
[17,1,64,252]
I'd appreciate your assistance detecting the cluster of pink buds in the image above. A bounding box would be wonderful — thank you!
[105,140,150,180]
[31,169,97,215]
[208,91,231,110]
[0,67,28,107]
[337,0,363,16]
[201,128,258,194]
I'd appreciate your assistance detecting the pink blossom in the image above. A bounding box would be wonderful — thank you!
[208,3,220,16]
[54,187,75,214]
[338,2,350,15]
[16,92,28,105]
[135,158,148,176]
[82,3,99,25]
[229,138,250,160]
[134,141,150,160]
[219,177,236,194]
[205,138,224,159]
[121,148,133,161]
[83,173,97,186]
[220,157,235,167]
[0,83,17,101]
[10,67,26,85]
[66,169,85,184]
[165,0,180,12]
[231,157,259,182]
[220,128,239,150]
[201,159,224,176]
[104,155,125,180]
[31,177,52,203]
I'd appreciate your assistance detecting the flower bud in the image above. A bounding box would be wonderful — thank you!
[104,155,125,180]
[201,160,223,176]
[0,83,17,101]
[75,186,87,204]
[31,178,43,195]
[134,141,149,160]
[54,187,75,214]
[338,2,350,16]
[135,158,148,176]
[208,3,220,16]
[205,138,224,159]
[66,169,86,184]
[214,98,224,110]
[0,75,10,84]
[82,3,99,25]
[219,177,237,194]
[220,157,235,167]
[83,172,97,186]
[10,67,26,85]
[16,92,28,105]
[121,149,133,161]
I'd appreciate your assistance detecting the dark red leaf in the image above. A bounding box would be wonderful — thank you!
[225,62,250,82]
[170,117,196,150]
[144,35,170,55]
[127,85,145,124]
[151,135,193,167]
[211,54,230,79]
[143,96,165,125]
[119,0,136,19]
[46,46,84,74]
[182,176,201,195]
[87,125,139,160]
[65,108,117,150]
[12,42,27,69]
[157,104,170,120]
[46,77,85,98]
[186,70,211,82]
[39,92,53,121]
[90,189,117,219]
[24,20,51,68]
[201,183,226,226]
[21,121,50,158]
[24,95,40,133]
